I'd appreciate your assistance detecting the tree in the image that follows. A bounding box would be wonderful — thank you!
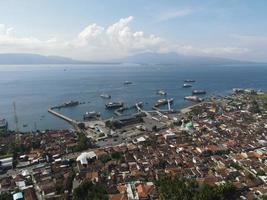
[156,175,238,200]
[111,152,122,160]
[0,192,12,200]
[73,180,108,200]
[152,125,158,132]
[74,133,90,152]
[250,100,261,113]
[256,169,266,176]
[99,154,111,164]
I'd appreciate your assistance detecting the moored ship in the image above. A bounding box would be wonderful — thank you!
[84,111,101,120]
[124,81,132,85]
[183,84,192,88]
[63,100,79,107]
[52,100,79,109]
[184,79,196,83]
[192,90,206,95]
[157,90,167,95]
[100,94,111,99]
[155,98,174,107]
[106,102,124,109]
[184,96,203,102]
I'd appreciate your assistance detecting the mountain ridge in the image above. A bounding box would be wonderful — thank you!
[0,52,257,65]
[114,52,254,65]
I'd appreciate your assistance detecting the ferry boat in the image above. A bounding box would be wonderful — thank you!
[56,101,79,109]
[157,90,167,95]
[51,100,79,109]
[184,79,196,83]
[192,90,206,95]
[0,118,8,133]
[84,111,100,120]
[100,94,111,99]
[184,96,203,102]
[106,102,124,109]
[155,98,174,107]
[63,101,79,107]
[183,84,192,88]
[124,81,132,85]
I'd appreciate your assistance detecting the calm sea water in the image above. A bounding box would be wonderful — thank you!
[0,63,266,131]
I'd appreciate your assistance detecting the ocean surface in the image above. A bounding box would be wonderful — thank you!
[0,63,266,132]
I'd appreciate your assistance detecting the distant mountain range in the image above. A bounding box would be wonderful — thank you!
[115,52,252,65]
[0,52,254,65]
[0,53,83,65]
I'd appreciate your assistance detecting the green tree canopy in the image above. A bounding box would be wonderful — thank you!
[0,192,12,200]
[73,180,108,200]
[156,175,238,200]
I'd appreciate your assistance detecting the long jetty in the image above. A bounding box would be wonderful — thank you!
[48,108,81,132]
[136,103,152,118]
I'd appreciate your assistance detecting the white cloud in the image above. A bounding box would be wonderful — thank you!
[0,24,13,35]
[68,16,164,59]
[158,8,194,21]
[78,23,104,40]
[0,24,60,53]
[0,17,255,60]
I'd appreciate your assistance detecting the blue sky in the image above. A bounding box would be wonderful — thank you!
[0,0,266,61]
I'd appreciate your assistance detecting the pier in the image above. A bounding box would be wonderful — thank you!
[135,103,152,118]
[180,102,203,114]
[48,108,81,132]
[167,99,171,111]
[114,103,143,116]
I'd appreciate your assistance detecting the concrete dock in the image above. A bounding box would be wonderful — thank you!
[48,108,81,132]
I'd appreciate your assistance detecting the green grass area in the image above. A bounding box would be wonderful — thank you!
[0,152,13,159]
[258,93,267,109]
[258,93,267,100]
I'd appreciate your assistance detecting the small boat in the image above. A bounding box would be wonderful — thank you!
[124,81,132,85]
[183,84,192,88]
[192,90,206,95]
[155,98,173,107]
[184,79,196,83]
[100,94,111,99]
[184,96,203,102]
[157,90,167,95]
[84,111,100,120]
[106,102,124,109]
[23,124,28,128]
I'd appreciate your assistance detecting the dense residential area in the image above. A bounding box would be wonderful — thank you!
[1,1,267,199]
[1,89,267,200]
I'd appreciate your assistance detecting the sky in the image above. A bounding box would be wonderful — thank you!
[0,0,267,61]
